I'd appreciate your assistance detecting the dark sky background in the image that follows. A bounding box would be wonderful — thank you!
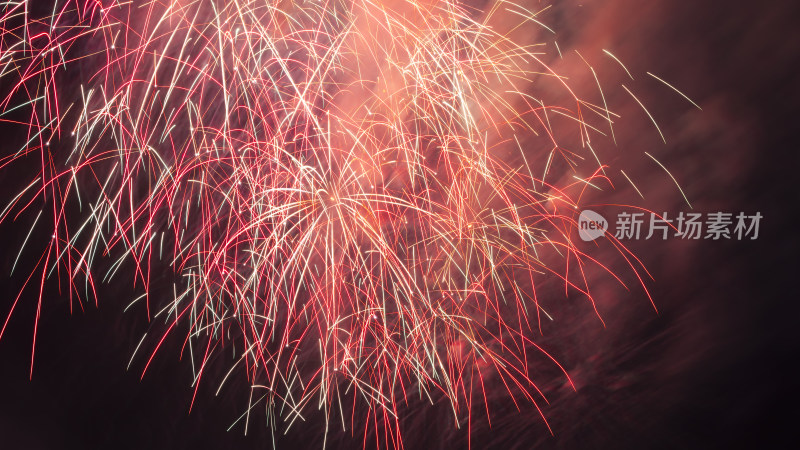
[0,1,798,449]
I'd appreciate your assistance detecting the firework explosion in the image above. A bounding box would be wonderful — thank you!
[0,0,678,447]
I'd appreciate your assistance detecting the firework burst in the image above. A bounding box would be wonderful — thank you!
[0,0,669,447]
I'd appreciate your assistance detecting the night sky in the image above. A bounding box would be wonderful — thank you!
[0,1,797,449]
